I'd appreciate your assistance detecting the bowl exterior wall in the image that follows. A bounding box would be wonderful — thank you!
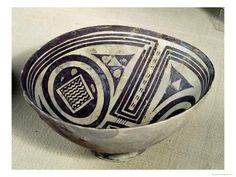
[32,102,195,154]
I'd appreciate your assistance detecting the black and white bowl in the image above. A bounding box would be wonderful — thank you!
[21,25,214,161]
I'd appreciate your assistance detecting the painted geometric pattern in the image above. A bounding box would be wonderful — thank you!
[56,75,94,113]
[21,25,214,128]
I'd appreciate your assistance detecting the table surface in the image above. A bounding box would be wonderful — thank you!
[12,8,224,169]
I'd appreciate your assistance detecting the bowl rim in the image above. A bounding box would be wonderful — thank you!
[20,24,215,131]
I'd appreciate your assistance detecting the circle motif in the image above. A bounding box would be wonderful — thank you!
[41,55,110,127]
[53,66,97,118]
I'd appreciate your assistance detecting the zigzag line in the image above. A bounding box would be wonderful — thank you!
[65,87,87,100]
[61,78,79,89]
[61,83,80,94]
[71,94,90,108]
[61,81,83,94]
[62,81,83,92]
[63,84,85,97]
[67,90,88,104]
[69,91,88,103]
[63,86,85,98]
[71,95,89,109]
[68,89,87,100]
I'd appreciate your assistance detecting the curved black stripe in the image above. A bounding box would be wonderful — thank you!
[170,57,205,97]
[150,96,195,124]
[28,35,150,85]
[29,41,144,102]
[171,47,209,85]
[102,122,129,129]
[18,25,215,126]
[21,25,214,102]
[38,97,49,114]
[73,26,214,86]
[166,109,186,120]
[161,46,207,96]
[41,55,110,127]
[26,33,156,77]
[171,51,208,93]
[27,37,146,96]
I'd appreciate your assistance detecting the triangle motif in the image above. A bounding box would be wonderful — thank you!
[171,79,181,90]
[158,65,193,105]
[93,54,134,92]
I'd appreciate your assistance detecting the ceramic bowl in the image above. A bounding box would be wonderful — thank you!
[21,25,214,161]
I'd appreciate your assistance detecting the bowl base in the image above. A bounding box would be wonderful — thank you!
[92,149,145,162]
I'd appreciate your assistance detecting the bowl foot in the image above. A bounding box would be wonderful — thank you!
[92,149,145,162]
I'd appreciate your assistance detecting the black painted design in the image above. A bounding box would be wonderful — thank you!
[53,67,97,118]
[150,96,196,123]
[110,43,159,124]
[38,97,49,114]
[93,54,134,90]
[41,55,110,127]
[57,74,94,113]
[21,25,215,128]
[157,65,193,106]
[102,122,129,129]
[166,109,186,119]
[29,40,146,100]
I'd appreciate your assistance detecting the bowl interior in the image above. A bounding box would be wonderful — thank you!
[21,25,214,129]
